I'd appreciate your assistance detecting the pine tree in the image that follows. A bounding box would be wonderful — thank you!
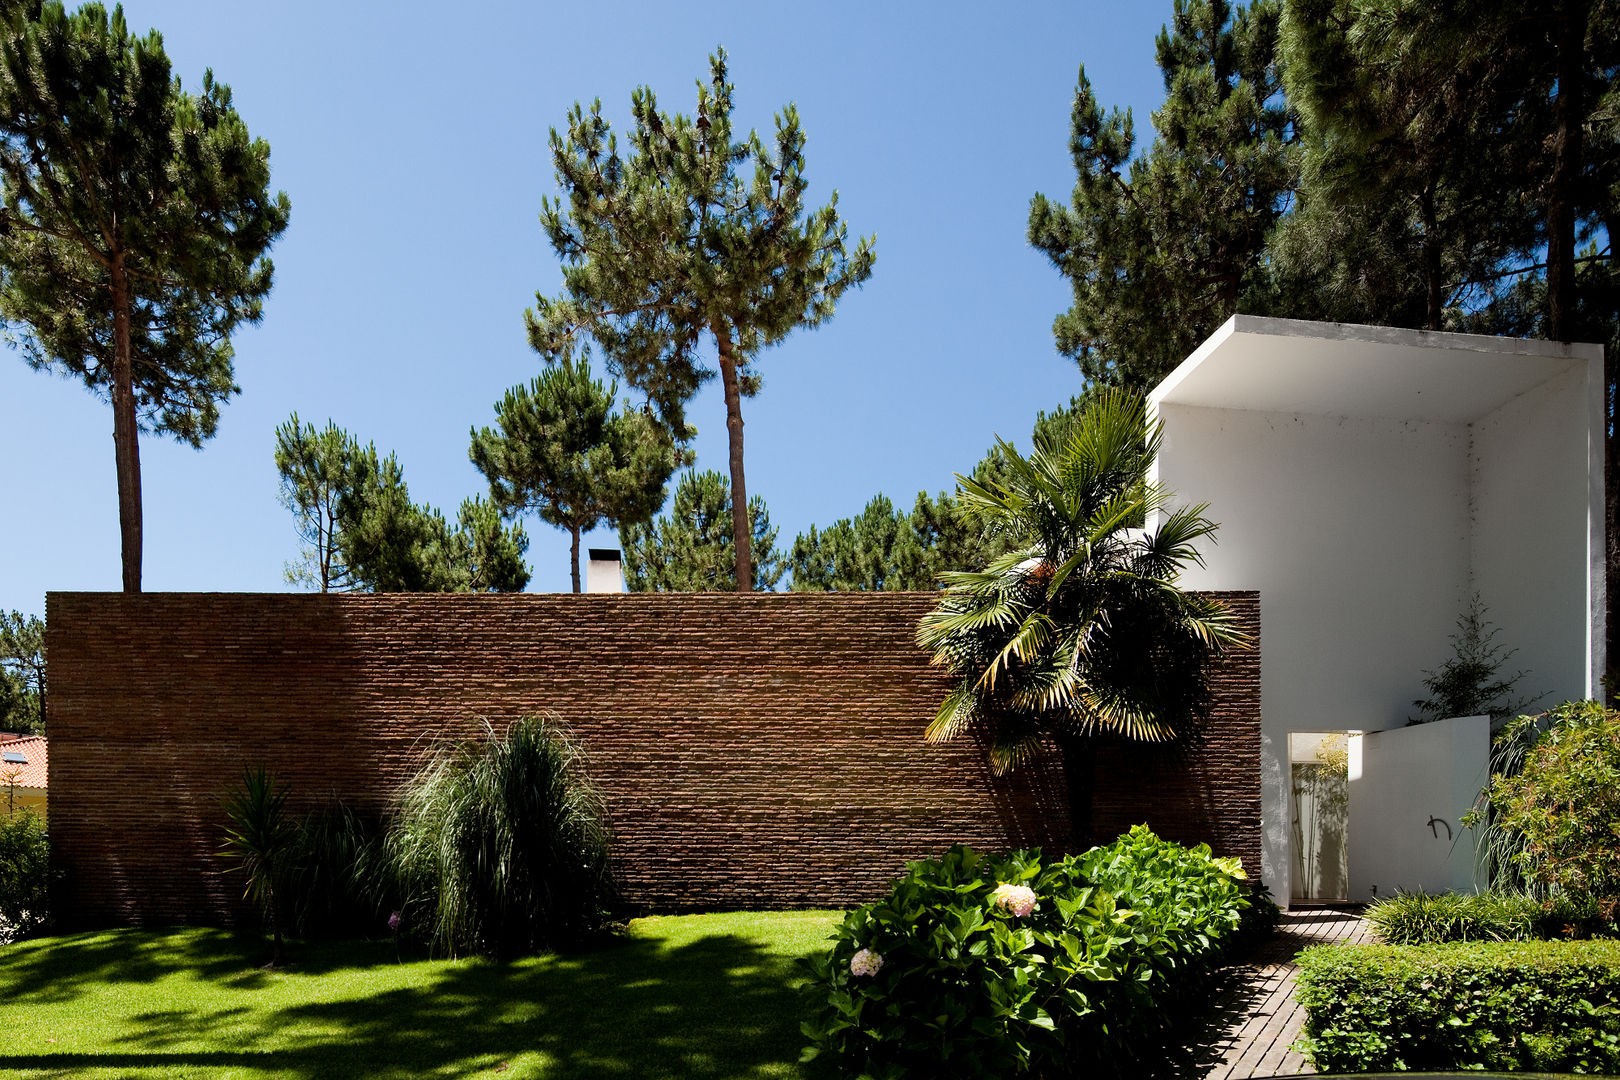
[620,469,784,592]
[0,610,44,735]
[469,355,688,592]
[0,2,290,591]
[789,494,933,592]
[275,417,530,593]
[528,49,874,591]
[1028,0,1296,391]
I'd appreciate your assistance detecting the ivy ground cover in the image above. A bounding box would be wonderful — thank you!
[0,911,840,1080]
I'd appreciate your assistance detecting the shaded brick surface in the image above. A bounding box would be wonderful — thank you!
[45,591,1260,926]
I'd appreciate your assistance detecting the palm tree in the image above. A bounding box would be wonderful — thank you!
[917,388,1246,843]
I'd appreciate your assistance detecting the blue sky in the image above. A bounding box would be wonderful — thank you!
[0,0,1176,614]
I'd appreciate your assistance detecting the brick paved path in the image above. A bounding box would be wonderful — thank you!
[1191,907,1374,1079]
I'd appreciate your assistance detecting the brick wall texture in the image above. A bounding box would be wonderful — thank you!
[45,590,1260,927]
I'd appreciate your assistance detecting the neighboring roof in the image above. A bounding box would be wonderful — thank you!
[0,734,46,790]
[1150,315,1603,425]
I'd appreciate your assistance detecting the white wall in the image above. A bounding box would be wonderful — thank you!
[1156,404,1472,897]
[1471,368,1599,704]
[1347,714,1489,898]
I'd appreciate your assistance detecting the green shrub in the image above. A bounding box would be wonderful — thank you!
[1369,889,1617,944]
[798,825,1255,1079]
[0,809,50,941]
[1479,701,1620,918]
[218,765,299,963]
[387,716,617,958]
[1294,939,1620,1074]
[287,802,389,939]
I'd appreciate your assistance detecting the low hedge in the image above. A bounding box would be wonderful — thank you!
[1294,939,1620,1074]
[799,825,1260,1078]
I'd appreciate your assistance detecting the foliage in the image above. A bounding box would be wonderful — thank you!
[789,494,934,592]
[1028,0,1297,391]
[0,808,49,941]
[386,716,618,958]
[217,764,299,964]
[275,414,531,593]
[1410,595,1536,724]
[917,388,1245,773]
[528,48,874,590]
[0,609,43,734]
[1368,891,1550,944]
[1294,939,1620,1074]
[1478,700,1620,918]
[620,469,785,592]
[285,802,388,940]
[0,0,290,591]
[470,354,688,592]
[799,826,1256,1079]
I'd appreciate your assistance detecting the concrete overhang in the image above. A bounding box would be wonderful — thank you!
[1149,315,1603,424]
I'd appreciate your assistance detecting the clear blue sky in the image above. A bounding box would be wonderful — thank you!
[0,0,1176,614]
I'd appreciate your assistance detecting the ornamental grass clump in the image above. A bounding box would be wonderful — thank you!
[799,825,1256,1078]
[387,716,617,958]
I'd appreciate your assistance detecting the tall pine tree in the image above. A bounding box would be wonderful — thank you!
[620,469,784,592]
[1029,0,1296,391]
[0,1,289,591]
[470,355,688,592]
[528,49,874,591]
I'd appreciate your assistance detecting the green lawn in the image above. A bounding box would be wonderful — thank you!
[0,911,842,1079]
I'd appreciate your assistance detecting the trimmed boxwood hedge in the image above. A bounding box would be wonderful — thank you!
[1294,939,1620,1074]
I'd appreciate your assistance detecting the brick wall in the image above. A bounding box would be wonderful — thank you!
[45,591,1260,926]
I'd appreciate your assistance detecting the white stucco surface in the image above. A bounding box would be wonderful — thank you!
[1149,317,1604,901]
[1347,715,1489,899]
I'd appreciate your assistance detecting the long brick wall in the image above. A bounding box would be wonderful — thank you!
[45,591,1261,926]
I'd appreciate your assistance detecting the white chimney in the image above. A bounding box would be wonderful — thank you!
[586,548,625,593]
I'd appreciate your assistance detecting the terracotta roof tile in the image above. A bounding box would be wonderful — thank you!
[0,734,46,790]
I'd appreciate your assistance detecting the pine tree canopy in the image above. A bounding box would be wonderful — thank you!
[0,1,290,591]
[1029,0,1296,391]
[528,48,874,591]
[620,468,784,592]
[469,354,689,592]
[275,415,530,594]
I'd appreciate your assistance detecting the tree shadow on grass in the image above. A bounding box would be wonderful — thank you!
[2,931,815,1079]
[0,928,301,1005]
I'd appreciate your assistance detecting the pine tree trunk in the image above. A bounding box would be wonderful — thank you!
[1546,0,1589,342]
[110,253,143,594]
[712,320,752,592]
[569,525,582,594]
[1421,184,1443,330]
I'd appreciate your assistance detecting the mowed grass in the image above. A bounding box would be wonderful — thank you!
[0,910,842,1079]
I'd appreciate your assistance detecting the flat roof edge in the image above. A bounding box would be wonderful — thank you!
[1221,314,1605,362]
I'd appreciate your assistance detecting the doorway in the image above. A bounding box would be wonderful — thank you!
[1290,731,1349,902]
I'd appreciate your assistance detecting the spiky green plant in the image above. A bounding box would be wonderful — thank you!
[387,716,617,958]
[917,389,1246,844]
[288,802,387,938]
[218,764,298,964]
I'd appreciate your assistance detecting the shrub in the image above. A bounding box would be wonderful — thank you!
[218,764,299,963]
[1369,889,1617,944]
[1294,939,1620,1074]
[387,716,617,958]
[0,809,50,941]
[798,826,1255,1078]
[1479,700,1620,918]
[287,802,389,939]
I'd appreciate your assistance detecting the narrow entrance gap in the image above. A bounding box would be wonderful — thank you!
[1288,731,1349,903]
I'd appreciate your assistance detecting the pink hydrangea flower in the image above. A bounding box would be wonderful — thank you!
[849,947,884,977]
[990,883,1039,917]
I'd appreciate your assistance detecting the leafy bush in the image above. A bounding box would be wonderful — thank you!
[1369,889,1616,944]
[799,826,1255,1078]
[286,802,389,939]
[0,809,50,941]
[1295,939,1620,1074]
[387,716,617,958]
[1477,700,1620,919]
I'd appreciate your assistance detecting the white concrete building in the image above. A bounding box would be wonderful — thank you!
[1149,316,1605,904]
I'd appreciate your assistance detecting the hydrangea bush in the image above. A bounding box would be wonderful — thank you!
[799,825,1257,1078]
